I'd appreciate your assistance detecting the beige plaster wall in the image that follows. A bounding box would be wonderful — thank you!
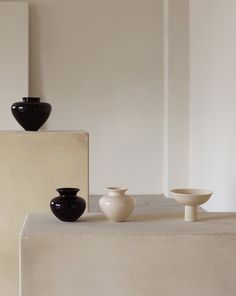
[28,0,164,194]
[189,0,236,211]
[0,1,28,129]
[2,0,191,196]
[163,0,189,195]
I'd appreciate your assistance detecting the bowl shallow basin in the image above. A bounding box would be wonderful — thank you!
[170,189,213,206]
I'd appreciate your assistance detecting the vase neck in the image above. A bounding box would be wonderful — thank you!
[57,188,79,197]
[23,97,40,103]
[106,187,128,196]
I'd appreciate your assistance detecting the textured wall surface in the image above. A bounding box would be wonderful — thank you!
[28,0,163,194]
[163,0,189,195]
[190,0,236,211]
[0,1,28,129]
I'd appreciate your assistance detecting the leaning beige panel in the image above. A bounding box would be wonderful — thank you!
[20,212,236,296]
[0,131,88,296]
[0,1,29,130]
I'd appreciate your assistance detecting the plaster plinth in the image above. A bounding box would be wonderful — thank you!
[20,210,236,296]
[0,131,88,295]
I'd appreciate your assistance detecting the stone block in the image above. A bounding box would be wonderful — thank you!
[0,131,88,295]
[20,210,236,296]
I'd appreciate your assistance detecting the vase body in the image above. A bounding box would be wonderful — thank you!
[50,188,86,222]
[11,97,52,131]
[99,187,134,222]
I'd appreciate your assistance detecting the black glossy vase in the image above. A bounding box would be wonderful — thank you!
[50,188,86,222]
[11,97,52,131]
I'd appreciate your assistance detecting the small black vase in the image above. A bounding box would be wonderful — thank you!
[11,97,52,131]
[50,188,86,222]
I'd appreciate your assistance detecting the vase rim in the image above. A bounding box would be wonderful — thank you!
[106,187,128,192]
[170,188,213,196]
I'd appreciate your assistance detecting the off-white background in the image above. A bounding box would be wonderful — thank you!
[0,0,189,197]
[28,0,164,195]
[2,0,236,209]
[0,1,28,129]
[189,0,236,211]
[163,0,189,195]
[2,1,236,296]
[10,0,189,196]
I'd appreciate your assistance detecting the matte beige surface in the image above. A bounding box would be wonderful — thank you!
[0,1,28,130]
[0,131,88,296]
[163,0,189,195]
[20,209,236,296]
[0,4,29,294]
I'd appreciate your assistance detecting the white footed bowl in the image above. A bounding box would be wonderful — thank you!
[170,189,213,222]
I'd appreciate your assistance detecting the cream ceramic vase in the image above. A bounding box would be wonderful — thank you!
[99,187,135,222]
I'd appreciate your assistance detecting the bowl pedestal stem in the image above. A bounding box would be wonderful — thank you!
[185,205,197,222]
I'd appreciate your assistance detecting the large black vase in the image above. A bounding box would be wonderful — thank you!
[11,97,52,131]
[50,188,86,222]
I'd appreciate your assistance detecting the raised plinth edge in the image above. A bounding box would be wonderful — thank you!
[20,211,236,238]
[0,130,89,135]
